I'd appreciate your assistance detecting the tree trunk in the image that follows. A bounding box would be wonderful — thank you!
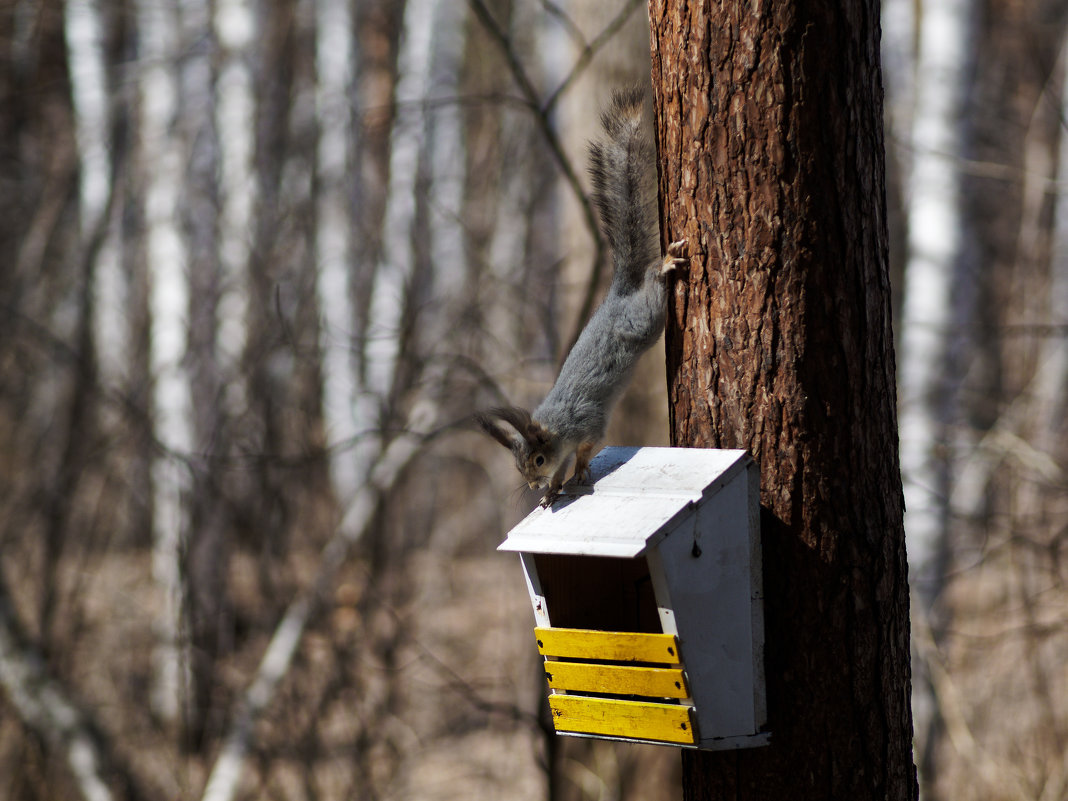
[180,0,232,750]
[314,0,362,504]
[138,0,194,726]
[896,0,972,786]
[649,2,917,799]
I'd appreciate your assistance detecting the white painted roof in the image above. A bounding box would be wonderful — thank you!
[497,447,751,557]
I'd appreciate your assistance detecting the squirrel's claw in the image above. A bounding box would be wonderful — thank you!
[660,238,689,277]
[539,489,559,508]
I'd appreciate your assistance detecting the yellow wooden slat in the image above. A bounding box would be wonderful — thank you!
[548,694,696,744]
[534,627,680,664]
[544,661,689,699]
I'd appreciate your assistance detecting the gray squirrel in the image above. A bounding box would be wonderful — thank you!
[477,87,688,507]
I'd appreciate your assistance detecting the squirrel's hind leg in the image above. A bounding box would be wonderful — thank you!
[572,441,597,484]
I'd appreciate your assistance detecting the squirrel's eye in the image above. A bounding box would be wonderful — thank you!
[534,455,545,468]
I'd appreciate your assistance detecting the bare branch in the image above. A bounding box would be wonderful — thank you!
[200,422,430,801]
[466,0,606,359]
[542,0,645,114]
[0,576,147,801]
[911,594,1034,801]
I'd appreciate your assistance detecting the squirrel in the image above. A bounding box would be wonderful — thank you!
[476,87,688,507]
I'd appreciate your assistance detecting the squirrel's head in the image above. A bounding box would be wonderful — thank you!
[474,406,565,489]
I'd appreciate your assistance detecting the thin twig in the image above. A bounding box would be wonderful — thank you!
[200,428,428,801]
[542,0,645,115]
[0,574,151,801]
[537,0,586,49]
[466,0,607,361]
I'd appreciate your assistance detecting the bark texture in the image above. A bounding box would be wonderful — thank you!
[649,1,917,799]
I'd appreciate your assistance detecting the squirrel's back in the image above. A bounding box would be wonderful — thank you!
[588,87,660,293]
[534,88,667,443]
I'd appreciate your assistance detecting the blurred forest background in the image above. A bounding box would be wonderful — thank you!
[0,0,1066,800]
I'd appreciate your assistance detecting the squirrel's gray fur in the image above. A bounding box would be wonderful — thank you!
[476,87,687,506]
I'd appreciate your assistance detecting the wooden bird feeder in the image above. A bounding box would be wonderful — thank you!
[499,447,768,750]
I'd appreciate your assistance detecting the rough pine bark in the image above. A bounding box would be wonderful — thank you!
[649,1,917,799]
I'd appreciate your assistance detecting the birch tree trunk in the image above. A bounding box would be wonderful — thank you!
[0,573,149,801]
[215,0,255,420]
[649,1,917,798]
[66,0,125,385]
[177,0,235,748]
[363,0,441,431]
[897,0,970,612]
[1041,41,1068,441]
[351,0,405,363]
[138,0,194,726]
[201,3,466,796]
[894,0,971,787]
[314,0,360,501]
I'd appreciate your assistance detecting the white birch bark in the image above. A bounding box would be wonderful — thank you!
[314,0,361,500]
[881,0,917,178]
[1037,40,1068,441]
[201,5,467,794]
[200,424,429,801]
[897,0,971,605]
[951,56,1068,521]
[365,0,467,402]
[424,0,466,298]
[0,587,115,801]
[137,0,194,724]
[357,0,439,474]
[215,0,254,416]
[65,0,125,382]
[411,0,468,390]
[896,2,972,792]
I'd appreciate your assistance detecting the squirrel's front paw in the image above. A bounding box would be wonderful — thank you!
[660,238,689,277]
[539,489,559,508]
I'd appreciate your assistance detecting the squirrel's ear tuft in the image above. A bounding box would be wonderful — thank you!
[474,406,533,449]
[527,419,552,448]
[474,411,515,450]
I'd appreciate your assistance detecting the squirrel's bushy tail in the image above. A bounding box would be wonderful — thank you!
[588,87,660,291]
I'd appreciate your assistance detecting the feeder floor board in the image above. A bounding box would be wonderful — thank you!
[548,694,696,745]
[535,627,680,663]
[544,661,689,698]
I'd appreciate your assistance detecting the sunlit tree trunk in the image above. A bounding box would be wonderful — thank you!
[363,0,440,436]
[215,0,254,423]
[650,1,917,798]
[462,0,555,393]
[898,0,970,614]
[0,572,149,801]
[35,0,96,659]
[351,0,405,366]
[137,0,194,726]
[895,0,971,788]
[66,0,125,385]
[176,0,235,749]
[936,13,1068,798]
[1042,43,1068,442]
[314,0,359,501]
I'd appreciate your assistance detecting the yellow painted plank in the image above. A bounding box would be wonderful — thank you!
[548,694,696,744]
[534,627,680,664]
[544,661,689,699]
